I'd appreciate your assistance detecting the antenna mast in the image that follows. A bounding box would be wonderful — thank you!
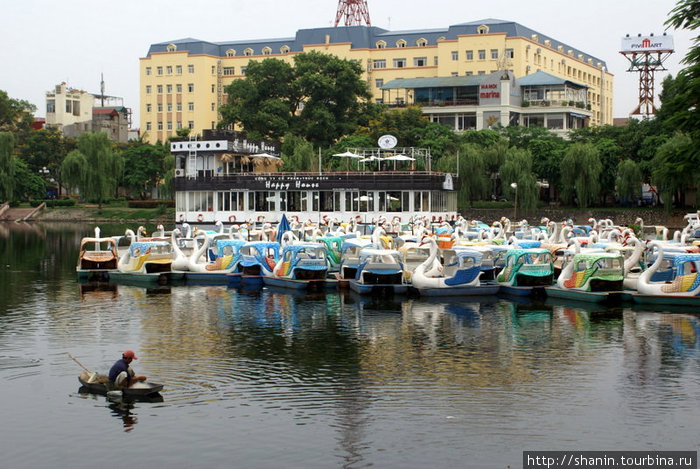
[620,33,674,117]
[334,0,371,27]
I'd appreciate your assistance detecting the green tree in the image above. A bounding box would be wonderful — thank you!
[0,90,36,134]
[12,158,45,201]
[436,143,488,208]
[651,132,698,210]
[482,137,510,198]
[616,159,643,205]
[0,132,15,202]
[16,128,75,197]
[559,142,602,208]
[60,132,124,210]
[220,52,371,147]
[281,133,315,171]
[499,147,539,213]
[120,141,168,199]
[160,152,175,200]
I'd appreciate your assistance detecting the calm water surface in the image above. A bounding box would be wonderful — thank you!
[0,222,699,468]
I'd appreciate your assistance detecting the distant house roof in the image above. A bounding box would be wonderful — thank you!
[516,71,588,88]
[93,107,127,117]
[146,19,607,68]
[381,76,483,90]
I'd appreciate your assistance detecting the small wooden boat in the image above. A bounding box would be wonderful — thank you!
[78,371,163,397]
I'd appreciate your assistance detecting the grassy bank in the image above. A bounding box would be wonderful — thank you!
[32,202,175,223]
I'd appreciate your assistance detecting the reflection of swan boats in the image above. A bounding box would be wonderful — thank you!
[76,227,119,280]
[78,281,118,300]
[341,290,404,312]
[78,371,164,397]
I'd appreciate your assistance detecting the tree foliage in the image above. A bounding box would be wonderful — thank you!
[616,159,643,204]
[499,147,539,213]
[16,128,75,197]
[438,143,489,208]
[281,133,315,172]
[651,132,698,210]
[219,52,371,147]
[0,90,36,134]
[60,132,123,209]
[0,132,16,201]
[560,142,602,208]
[120,141,168,199]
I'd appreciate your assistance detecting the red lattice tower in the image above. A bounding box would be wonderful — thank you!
[334,0,371,27]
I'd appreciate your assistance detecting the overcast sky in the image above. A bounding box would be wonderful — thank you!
[2,0,693,126]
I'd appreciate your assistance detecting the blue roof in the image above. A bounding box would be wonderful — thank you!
[146,19,607,67]
[517,71,588,89]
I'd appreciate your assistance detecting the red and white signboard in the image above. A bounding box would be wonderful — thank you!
[621,35,674,53]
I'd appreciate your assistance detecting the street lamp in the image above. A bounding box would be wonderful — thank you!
[510,182,518,220]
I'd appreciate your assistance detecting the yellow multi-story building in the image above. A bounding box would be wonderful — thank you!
[140,19,613,143]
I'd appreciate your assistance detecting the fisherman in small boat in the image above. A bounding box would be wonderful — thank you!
[108,350,147,388]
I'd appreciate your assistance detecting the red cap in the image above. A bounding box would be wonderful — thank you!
[123,350,138,360]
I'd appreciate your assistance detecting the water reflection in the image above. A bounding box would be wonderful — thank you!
[2,222,700,467]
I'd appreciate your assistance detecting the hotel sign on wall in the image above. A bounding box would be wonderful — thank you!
[620,35,674,53]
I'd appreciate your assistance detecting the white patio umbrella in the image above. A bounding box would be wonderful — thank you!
[383,153,415,170]
[251,152,281,160]
[332,150,362,170]
[359,155,384,171]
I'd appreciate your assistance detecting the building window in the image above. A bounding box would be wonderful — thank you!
[188,64,194,73]
[375,98,383,104]
[146,103,152,113]
[396,39,406,48]
[166,43,177,52]
[166,84,172,93]
[188,102,194,111]
[477,24,489,34]
[223,67,235,76]
[166,66,172,75]
[451,72,458,77]
[393,58,406,68]
[491,49,498,59]
[146,122,152,131]
[177,121,182,129]
[451,51,458,61]
[145,67,151,75]
[478,70,486,75]
[167,122,172,130]
[176,84,182,93]
[211,103,215,111]
[211,121,215,129]
[157,104,163,112]
[414,57,427,67]
[466,50,473,61]
[280,45,290,54]
[466,71,473,76]
[176,65,182,75]
[226,49,236,57]
[158,121,163,130]
[416,38,427,47]
[167,103,172,112]
[262,47,271,55]
[211,84,215,93]
[506,48,514,59]
[146,85,151,94]
[157,66,163,75]
[177,102,182,111]
[188,83,194,92]
[244,48,253,56]
[157,85,163,94]
[478,50,486,60]
[188,121,194,129]
[211,65,215,74]
[375,78,384,88]
[241,66,247,75]
[376,41,386,49]
[373,59,386,69]
[434,56,439,66]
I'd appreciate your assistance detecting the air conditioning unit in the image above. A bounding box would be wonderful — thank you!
[174,169,184,177]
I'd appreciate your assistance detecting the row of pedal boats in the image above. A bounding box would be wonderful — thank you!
[76,219,700,306]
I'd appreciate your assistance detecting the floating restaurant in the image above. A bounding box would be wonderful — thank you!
[172,130,459,224]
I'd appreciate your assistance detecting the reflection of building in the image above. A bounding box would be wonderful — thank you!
[141,18,612,143]
[45,82,131,142]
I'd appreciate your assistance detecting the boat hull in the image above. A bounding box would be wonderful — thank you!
[499,285,546,297]
[108,271,168,285]
[78,374,163,397]
[545,286,618,303]
[185,272,230,285]
[263,276,327,290]
[414,284,499,297]
[631,293,700,307]
[349,280,408,295]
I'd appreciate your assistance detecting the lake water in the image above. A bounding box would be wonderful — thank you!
[1,222,699,469]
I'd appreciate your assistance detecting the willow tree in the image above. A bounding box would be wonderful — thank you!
[0,132,15,202]
[651,132,698,210]
[559,142,602,208]
[482,138,510,198]
[616,159,643,205]
[61,132,123,210]
[437,143,488,209]
[499,147,539,214]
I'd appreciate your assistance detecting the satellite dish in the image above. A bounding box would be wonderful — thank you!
[378,135,397,149]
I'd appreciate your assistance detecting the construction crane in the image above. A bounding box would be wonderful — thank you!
[334,0,371,27]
